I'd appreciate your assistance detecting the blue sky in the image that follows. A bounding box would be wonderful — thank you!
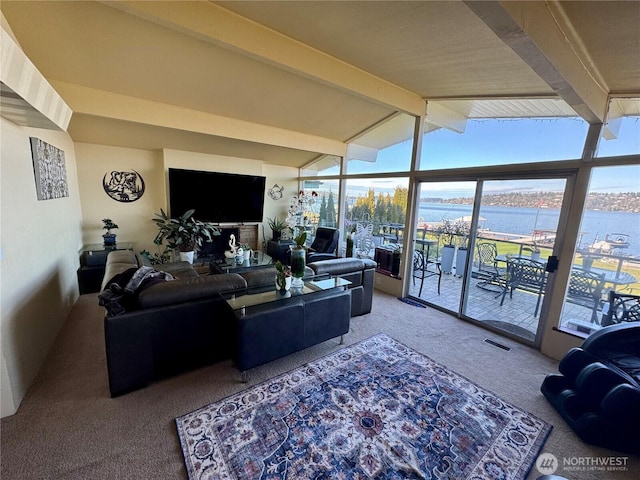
[345,117,639,196]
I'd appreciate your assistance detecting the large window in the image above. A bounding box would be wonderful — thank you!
[596,98,640,157]
[343,177,409,259]
[346,113,415,174]
[300,155,341,177]
[420,117,589,170]
[558,165,640,335]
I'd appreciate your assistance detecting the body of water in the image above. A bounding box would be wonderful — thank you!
[418,203,640,257]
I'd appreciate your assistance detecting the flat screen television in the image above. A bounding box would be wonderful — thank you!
[168,168,266,223]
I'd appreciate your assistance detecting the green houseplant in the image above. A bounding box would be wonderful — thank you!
[267,217,288,241]
[274,260,292,292]
[102,218,119,246]
[152,209,219,263]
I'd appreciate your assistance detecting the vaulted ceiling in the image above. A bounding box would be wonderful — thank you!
[2,1,638,167]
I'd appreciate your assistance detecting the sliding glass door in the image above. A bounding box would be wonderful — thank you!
[409,177,568,344]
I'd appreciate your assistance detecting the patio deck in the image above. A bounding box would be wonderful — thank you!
[405,268,599,342]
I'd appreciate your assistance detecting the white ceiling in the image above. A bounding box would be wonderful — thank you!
[1,1,638,168]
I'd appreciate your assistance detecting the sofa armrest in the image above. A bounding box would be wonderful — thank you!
[307,253,338,262]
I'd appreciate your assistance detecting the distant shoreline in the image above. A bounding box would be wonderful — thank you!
[420,191,640,213]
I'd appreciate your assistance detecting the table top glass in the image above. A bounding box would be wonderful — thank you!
[84,243,133,253]
[225,276,351,311]
[210,251,274,273]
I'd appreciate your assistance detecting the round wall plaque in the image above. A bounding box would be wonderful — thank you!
[103,170,145,202]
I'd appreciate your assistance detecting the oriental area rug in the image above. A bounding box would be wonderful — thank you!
[176,334,551,479]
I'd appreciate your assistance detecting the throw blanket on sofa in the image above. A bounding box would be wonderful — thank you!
[99,266,174,316]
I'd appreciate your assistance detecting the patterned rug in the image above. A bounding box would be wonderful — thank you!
[176,334,551,479]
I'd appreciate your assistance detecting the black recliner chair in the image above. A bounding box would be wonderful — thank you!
[540,320,640,454]
[306,227,340,262]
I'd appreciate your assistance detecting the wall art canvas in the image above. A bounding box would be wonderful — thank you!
[103,170,145,202]
[29,137,69,201]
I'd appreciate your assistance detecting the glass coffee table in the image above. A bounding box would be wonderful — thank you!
[225,275,351,315]
[209,250,274,274]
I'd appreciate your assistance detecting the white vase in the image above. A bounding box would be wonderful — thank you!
[440,245,456,274]
[275,275,292,291]
[244,249,251,261]
[179,251,194,264]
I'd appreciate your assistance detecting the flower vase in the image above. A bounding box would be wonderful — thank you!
[290,245,306,288]
[275,275,292,292]
[244,249,251,261]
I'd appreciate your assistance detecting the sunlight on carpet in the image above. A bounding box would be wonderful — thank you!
[176,334,551,479]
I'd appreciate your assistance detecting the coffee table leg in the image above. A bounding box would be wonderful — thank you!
[340,335,344,345]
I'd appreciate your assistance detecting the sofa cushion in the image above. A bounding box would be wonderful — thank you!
[99,266,175,316]
[138,273,246,308]
[155,261,199,279]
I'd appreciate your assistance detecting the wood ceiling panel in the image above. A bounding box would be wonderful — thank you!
[559,1,640,94]
[218,1,554,98]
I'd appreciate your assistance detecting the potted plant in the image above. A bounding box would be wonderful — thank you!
[102,218,119,246]
[346,231,354,257]
[139,247,171,265]
[274,260,292,292]
[152,208,219,263]
[239,243,252,262]
[267,217,288,241]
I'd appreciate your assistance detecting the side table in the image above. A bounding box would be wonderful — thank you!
[266,240,295,263]
[77,243,133,294]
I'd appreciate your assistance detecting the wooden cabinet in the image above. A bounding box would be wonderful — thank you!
[238,225,258,250]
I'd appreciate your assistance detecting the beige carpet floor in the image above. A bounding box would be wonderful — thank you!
[1,291,638,479]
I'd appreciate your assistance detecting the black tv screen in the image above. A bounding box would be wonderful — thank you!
[169,168,266,223]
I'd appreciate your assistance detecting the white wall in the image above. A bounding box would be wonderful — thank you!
[75,143,165,255]
[0,118,83,417]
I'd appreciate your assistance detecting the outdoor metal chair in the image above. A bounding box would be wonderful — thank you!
[500,257,547,316]
[412,248,441,296]
[475,242,506,293]
[565,268,606,324]
[602,291,640,326]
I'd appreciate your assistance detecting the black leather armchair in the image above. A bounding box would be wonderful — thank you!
[306,227,340,262]
[541,322,640,454]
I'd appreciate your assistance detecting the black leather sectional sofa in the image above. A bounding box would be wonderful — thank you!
[99,250,376,397]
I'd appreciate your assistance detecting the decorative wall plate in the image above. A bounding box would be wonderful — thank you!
[103,170,145,202]
[268,183,284,200]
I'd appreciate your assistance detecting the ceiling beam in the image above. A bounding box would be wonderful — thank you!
[465,1,609,123]
[101,0,425,117]
[0,26,72,130]
[51,81,347,157]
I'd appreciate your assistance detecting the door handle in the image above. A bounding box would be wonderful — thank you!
[546,256,559,273]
